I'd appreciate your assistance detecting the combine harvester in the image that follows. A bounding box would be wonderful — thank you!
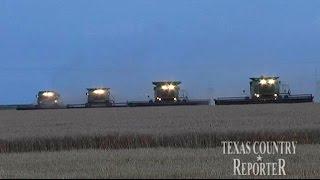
[17,88,126,110]
[66,87,127,109]
[214,76,314,105]
[128,81,210,107]
[17,91,65,110]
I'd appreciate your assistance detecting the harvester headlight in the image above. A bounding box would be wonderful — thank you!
[259,79,267,85]
[161,85,168,90]
[168,84,175,90]
[255,94,260,98]
[42,92,55,97]
[93,89,106,95]
[268,79,275,85]
[161,84,175,91]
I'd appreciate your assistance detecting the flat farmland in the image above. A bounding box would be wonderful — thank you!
[0,103,319,153]
[0,103,319,139]
[0,103,319,178]
[0,145,319,178]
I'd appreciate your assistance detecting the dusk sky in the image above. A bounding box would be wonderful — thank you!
[1,0,320,104]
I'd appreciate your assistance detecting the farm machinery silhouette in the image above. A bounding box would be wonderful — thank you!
[214,76,314,105]
[127,81,209,107]
[16,81,210,110]
[14,76,314,110]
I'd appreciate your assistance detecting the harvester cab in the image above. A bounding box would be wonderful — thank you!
[152,81,182,103]
[36,91,61,107]
[250,76,280,101]
[85,88,113,107]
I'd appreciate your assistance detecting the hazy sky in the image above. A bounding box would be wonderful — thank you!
[1,0,320,104]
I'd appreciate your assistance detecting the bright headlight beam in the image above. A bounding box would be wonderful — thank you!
[268,79,275,85]
[259,79,267,85]
[161,85,168,90]
[161,84,175,90]
[93,89,106,95]
[42,92,55,97]
[168,84,175,90]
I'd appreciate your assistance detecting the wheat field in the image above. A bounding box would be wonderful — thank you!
[0,103,319,153]
[0,103,319,178]
[0,103,319,139]
[0,145,319,179]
